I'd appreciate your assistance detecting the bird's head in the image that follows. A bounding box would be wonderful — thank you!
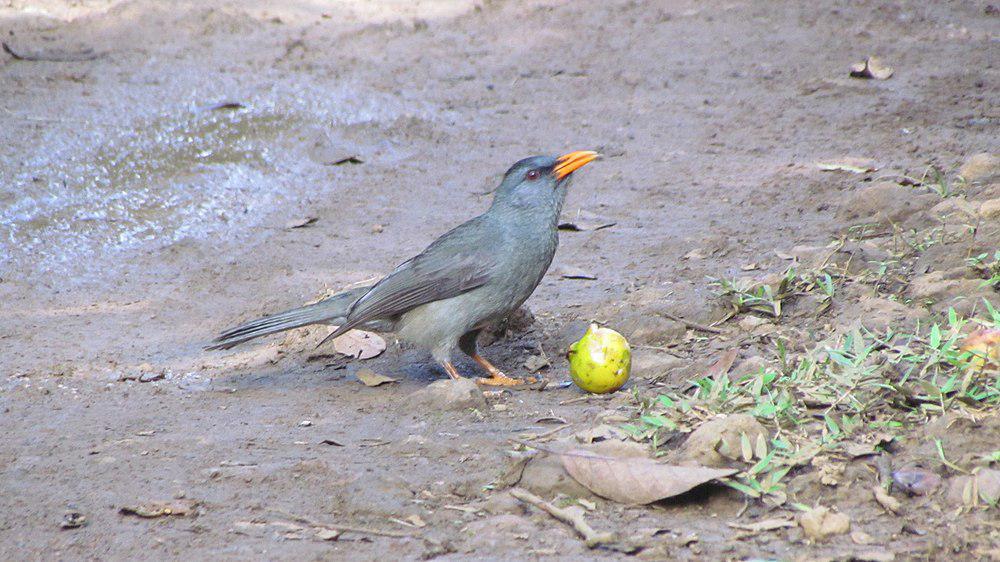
[491,150,599,212]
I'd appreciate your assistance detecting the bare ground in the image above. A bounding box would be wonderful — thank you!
[1,0,998,560]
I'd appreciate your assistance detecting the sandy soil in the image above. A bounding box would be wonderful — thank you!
[1,0,998,560]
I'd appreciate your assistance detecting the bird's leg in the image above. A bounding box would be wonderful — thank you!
[442,361,464,381]
[457,330,537,387]
[473,353,537,386]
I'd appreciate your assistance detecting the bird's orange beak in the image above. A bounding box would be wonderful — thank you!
[553,150,599,180]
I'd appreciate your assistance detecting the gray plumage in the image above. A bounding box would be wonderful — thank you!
[207,152,597,382]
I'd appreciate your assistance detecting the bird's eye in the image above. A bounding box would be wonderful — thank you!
[525,169,540,180]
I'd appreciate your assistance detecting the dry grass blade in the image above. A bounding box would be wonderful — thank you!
[560,449,737,504]
[268,508,414,538]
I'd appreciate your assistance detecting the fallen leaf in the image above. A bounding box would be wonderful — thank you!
[206,101,246,111]
[523,354,550,373]
[405,514,426,528]
[333,330,386,360]
[683,248,707,260]
[774,249,795,260]
[817,158,877,174]
[355,368,397,387]
[119,500,197,518]
[320,439,344,446]
[560,449,736,504]
[325,155,363,166]
[850,56,894,80]
[497,455,532,488]
[559,266,597,280]
[285,216,318,229]
[703,349,739,379]
[558,210,616,231]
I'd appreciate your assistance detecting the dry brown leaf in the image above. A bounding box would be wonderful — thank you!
[704,349,739,379]
[683,248,708,260]
[560,449,736,504]
[333,330,386,360]
[355,368,397,387]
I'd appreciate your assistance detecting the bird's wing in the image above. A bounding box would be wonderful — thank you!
[318,218,502,345]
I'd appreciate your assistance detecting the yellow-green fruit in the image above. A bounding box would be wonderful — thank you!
[568,324,631,394]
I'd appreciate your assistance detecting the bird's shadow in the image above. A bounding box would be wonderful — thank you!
[212,344,498,393]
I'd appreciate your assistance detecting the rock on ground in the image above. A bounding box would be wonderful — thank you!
[798,506,851,541]
[404,379,487,412]
[836,181,938,227]
[979,198,1000,220]
[959,152,1000,183]
[630,349,685,380]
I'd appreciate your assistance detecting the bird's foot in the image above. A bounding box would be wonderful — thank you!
[471,353,544,388]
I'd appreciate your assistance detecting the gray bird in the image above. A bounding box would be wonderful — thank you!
[207,151,599,386]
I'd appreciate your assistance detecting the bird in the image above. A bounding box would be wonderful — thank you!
[207,150,600,386]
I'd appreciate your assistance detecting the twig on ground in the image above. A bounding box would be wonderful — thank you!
[559,393,615,406]
[2,41,103,62]
[660,311,724,334]
[521,423,573,442]
[267,508,415,538]
[509,488,615,548]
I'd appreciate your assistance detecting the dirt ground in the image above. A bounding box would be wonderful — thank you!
[1,0,998,560]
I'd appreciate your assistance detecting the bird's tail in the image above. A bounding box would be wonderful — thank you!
[206,286,371,351]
